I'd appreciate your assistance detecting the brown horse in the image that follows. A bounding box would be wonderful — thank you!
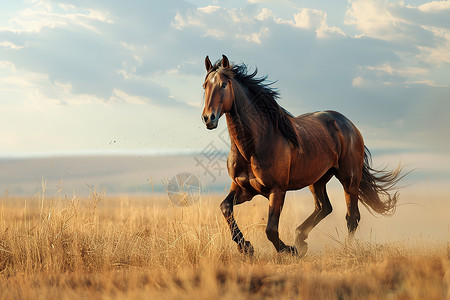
[201,55,403,256]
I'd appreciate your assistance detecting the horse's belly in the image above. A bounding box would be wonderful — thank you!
[288,155,336,189]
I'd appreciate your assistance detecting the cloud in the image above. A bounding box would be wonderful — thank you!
[343,0,450,91]
[293,8,344,38]
[345,0,450,60]
[110,89,153,106]
[418,1,450,12]
[345,0,398,40]
[197,5,221,14]
[0,1,113,34]
[174,5,344,41]
[0,0,449,155]
[353,63,438,86]
[173,5,269,42]
[416,27,450,65]
[171,2,450,143]
[0,0,197,108]
[352,76,365,87]
[8,0,445,111]
[365,64,428,77]
[0,41,25,50]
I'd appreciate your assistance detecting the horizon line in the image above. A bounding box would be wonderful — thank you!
[0,144,433,160]
[0,148,230,159]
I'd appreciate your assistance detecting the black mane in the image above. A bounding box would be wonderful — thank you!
[211,61,299,148]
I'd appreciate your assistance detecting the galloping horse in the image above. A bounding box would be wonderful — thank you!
[201,55,403,256]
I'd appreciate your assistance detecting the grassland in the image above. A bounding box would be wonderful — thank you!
[0,188,448,299]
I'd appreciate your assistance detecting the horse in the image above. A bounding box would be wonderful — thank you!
[201,55,403,257]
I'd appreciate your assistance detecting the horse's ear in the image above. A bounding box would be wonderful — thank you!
[205,56,213,72]
[221,55,230,69]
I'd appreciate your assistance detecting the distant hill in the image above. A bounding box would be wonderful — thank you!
[1,151,443,198]
[0,154,230,197]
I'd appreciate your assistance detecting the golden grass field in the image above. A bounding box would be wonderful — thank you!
[0,187,449,299]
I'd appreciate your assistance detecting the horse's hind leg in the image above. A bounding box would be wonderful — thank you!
[294,172,333,257]
[220,183,254,255]
[336,173,361,237]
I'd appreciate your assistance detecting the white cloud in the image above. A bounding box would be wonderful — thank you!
[172,11,203,30]
[293,8,344,38]
[354,62,448,87]
[110,89,150,105]
[404,80,448,87]
[416,27,450,65]
[0,1,113,34]
[197,5,221,14]
[235,27,269,45]
[0,61,16,71]
[0,61,105,107]
[255,7,273,21]
[0,61,48,94]
[294,9,327,29]
[0,41,26,50]
[345,0,400,40]
[0,59,146,107]
[344,0,450,88]
[352,76,365,86]
[203,28,227,39]
[0,1,193,108]
[418,1,450,12]
[173,5,344,43]
[366,63,428,77]
[173,5,265,42]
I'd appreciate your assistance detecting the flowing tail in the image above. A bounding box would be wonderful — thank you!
[358,146,405,216]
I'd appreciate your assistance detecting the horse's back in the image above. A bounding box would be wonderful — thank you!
[296,110,352,127]
[295,110,362,141]
[294,110,365,169]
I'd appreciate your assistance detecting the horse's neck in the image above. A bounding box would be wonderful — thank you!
[225,90,269,160]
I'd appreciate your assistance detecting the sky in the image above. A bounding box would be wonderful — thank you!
[0,0,449,177]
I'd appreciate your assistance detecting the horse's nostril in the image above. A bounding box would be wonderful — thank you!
[203,115,208,123]
[210,113,215,121]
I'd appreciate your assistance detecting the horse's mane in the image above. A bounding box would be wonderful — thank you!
[210,61,299,148]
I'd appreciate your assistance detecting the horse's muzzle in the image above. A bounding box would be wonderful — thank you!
[205,121,218,130]
[202,113,219,130]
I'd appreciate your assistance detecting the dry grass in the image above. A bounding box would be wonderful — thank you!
[0,188,448,300]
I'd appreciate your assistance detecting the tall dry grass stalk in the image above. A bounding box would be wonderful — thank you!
[0,187,448,299]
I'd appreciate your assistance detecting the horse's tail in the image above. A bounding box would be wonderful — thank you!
[358,146,404,216]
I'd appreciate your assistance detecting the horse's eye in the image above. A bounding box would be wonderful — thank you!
[221,83,227,89]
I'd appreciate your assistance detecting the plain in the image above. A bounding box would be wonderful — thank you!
[0,187,448,299]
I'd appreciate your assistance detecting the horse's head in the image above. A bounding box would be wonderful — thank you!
[202,55,234,130]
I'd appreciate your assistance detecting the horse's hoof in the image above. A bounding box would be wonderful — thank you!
[297,241,308,258]
[346,232,356,245]
[280,245,298,256]
[238,241,254,256]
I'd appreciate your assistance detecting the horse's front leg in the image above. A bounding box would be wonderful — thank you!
[220,184,254,255]
[266,190,297,255]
